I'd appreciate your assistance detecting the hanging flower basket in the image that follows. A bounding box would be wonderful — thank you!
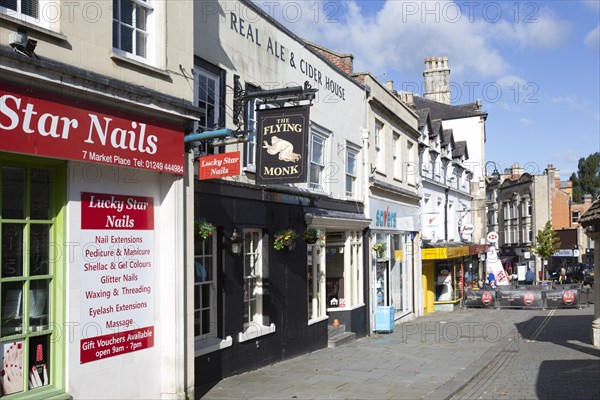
[373,242,387,259]
[196,219,215,240]
[303,228,324,245]
[274,229,298,251]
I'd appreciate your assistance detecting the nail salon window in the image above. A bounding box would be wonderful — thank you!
[0,157,66,398]
[0,0,50,28]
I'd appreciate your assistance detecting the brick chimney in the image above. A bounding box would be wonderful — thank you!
[306,42,354,75]
[423,57,450,104]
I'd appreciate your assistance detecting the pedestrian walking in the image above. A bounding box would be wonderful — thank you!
[525,266,535,284]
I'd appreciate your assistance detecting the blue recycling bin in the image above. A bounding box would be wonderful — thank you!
[375,306,394,333]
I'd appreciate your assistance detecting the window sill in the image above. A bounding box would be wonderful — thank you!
[0,14,67,42]
[194,336,232,357]
[308,315,329,325]
[6,386,69,400]
[243,166,256,173]
[110,52,170,79]
[327,303,365,312]
[238,323,276,342]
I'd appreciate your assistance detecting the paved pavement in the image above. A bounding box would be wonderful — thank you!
[198,292,598,400]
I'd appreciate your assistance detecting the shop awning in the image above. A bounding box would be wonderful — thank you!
[422,241,470,260]
[304,208,371,230]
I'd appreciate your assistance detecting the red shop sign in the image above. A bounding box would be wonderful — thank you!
[81,192,154,230]
[0,83,184,174]
[199,151,241,180]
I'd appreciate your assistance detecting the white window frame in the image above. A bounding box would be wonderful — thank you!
[243,97,259,171]
[307,240,327,324]
[309,124,331,192]
[193,235,232,356]
[375,121,384,172]
[345,144,359,198]
[1,0,50,28]
[239,229,275,342]
[194,237,217,340]
[392,132,401,179]
[194,67,220,134]
[406,140,416,185]
[112,0,155,64]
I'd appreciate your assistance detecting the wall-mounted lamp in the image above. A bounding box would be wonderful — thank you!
[9,31,37,58]
[230,228,244,255]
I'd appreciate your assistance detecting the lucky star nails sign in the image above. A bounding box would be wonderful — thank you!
[0,83,184,174]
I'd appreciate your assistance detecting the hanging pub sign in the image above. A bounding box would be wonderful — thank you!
[256,106,309,185]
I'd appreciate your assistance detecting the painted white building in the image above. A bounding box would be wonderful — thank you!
[1,1,197,398]
[192,0,370,387]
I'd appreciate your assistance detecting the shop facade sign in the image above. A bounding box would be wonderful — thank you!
[256,106,309,184]
[79,192,155,363]
[552,249,574,257]
[0,83,184,174]
[369,197,420,231]
[199,151,241,180]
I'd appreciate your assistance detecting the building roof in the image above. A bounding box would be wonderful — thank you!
[454,140,468,159]
[579,198,600,226]
[431,119,442,138]
[412,96,488,121]
[415,108,430,130]
[442,129,454,146]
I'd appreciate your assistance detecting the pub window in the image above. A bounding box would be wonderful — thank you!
[194,62,225,155]
[238,229,274,342]
[0,158,65,399]
[308,124,330,192]
[307,238,326,323]
[194,233,216,339]
[345,144,359,198]
[243,84,260,171]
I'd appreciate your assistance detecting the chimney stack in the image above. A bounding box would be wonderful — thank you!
[423,56,451,105]
[583,194,593,204]
[400,92,414,106]
[510,163,524,179]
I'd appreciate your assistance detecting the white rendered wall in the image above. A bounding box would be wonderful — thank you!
[65,162,185,399]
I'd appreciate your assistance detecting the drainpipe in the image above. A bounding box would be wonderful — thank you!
[444,187,450,240]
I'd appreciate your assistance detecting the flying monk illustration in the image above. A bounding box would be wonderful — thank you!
[263,136,301,162]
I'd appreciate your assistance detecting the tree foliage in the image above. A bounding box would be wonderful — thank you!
[569,152,600,202]
[530,221,561,262]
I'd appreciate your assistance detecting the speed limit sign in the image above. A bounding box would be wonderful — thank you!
[487,231,498,243]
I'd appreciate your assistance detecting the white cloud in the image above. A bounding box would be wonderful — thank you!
[550,95,589,110]
[490,8,571,50]
[519,118,534,126]
[254,0,511,82]
[582,0,600,10]
[584,25,600,52]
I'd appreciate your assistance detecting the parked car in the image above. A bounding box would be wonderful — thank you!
[571,263,595,286]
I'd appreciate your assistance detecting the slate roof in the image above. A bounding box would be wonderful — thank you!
[412,96,488,121]
[431,119,442,138]
[415,108,430,130]
[442,129,454,147]
[454,140,469,160]
[580,198,600,226]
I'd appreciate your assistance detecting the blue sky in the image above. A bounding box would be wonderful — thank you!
[254,0,600,181]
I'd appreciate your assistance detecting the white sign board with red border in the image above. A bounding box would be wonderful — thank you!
[79,192,155,363]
